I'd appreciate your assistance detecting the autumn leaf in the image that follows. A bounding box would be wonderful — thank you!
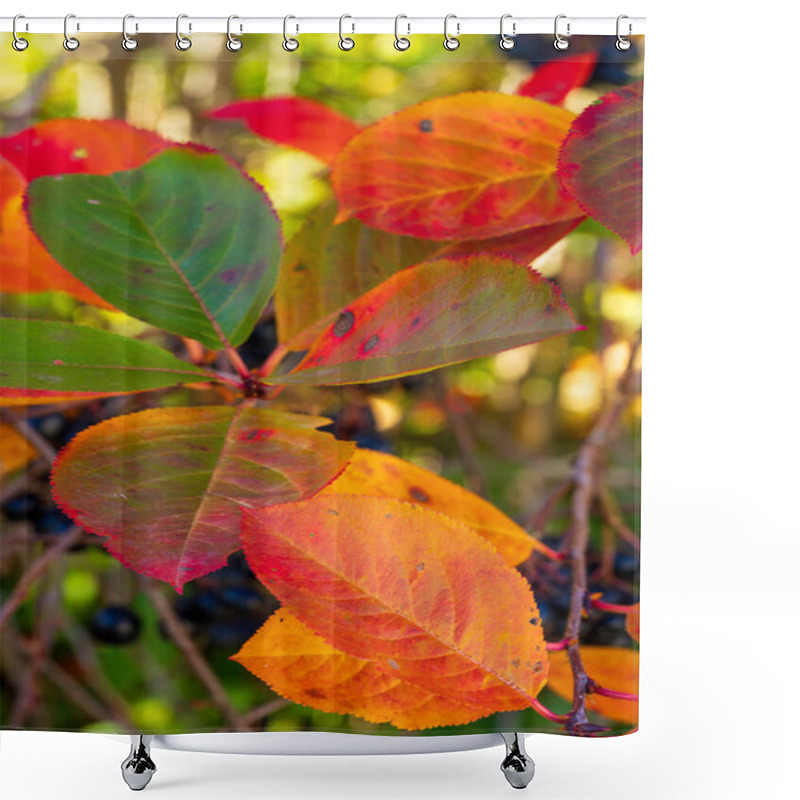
[26,146,283,350]
[0,422,36,477]
[319,448,540,565]
[516,53,598,105]
[626,603,640,642]
[557,82,643,254]
[332,92,584,241]
[0,118,169,181]
[0,158,111,307]
[51,407,354,591]
[234,609,513,729]
[0,318,215,406]
[208,97,360,166]
[547,646,638,725]
[271,254,582,385]
[274,201,441,343]
[241,495,548,717]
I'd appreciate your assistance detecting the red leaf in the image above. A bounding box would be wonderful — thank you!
[241,495,548,721]
[51,407,354,591]
[208,98,360,166]
[516,53,598,105]
[557,83,643,254]
[0,119,169,181]
[332,92,583,241]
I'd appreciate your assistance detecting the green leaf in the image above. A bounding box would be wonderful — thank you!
[51,406,355,592]
[270,255,583,385]
[0,319,213,402]
[275,201,441,343]
[26,146,283,349]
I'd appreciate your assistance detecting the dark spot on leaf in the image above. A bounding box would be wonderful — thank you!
[529,617,539,625]
[293,263,307,272]
[418,119,433,133]
[409,486,430,503]
[327,509,339,516]
[450,302,462,312]
[387,659,400,670]
[220,269,238,284]
[306,688,327,699]
[333,310,355,337]
[511,658,521,668]
[239,428,275,442]
[411,316,421,327]
[416,562,425,571]
[362,334,380,353]
[544,304,554,314]
[532,660,544,673]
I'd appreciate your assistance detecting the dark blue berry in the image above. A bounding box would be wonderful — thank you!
[2,492,42,522]
[34,507,73,536]
[89,606,141,645]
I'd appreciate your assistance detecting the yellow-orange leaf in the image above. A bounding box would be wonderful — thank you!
[234,610,502,729]
[319,448,538,565]
[547,646,638,725]
[0,422,36,477]
[241,495,548,722]
[626,603,640,642]
[0,158,111,307]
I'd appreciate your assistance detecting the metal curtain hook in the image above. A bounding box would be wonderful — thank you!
[283,15,299,51]
[554,14,570,50]
[499,14,516,50]
[12,14,29,51]
[227,15,243,51]
[616,14,632,51]
[394,14,410,51]
[176,14,192,50]
[122,14,138,51]
[339,14,355,51]
[63,13,79,51]
[443,14,460,51]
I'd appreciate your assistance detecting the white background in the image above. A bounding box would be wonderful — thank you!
[2,1,799,799]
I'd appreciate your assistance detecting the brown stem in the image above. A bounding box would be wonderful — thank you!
[1,410,58,464]
[0,527,84,632]
[526,476,574,537]
[598,485,641,550]
[562,331,641,733]
[242,698,291,726]
[144,581,250,732]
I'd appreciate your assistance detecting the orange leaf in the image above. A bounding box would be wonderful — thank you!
[0,158,111,307]
[208,98,360,167]
[626,603,640,642]
[319,448,540,565]
[234,610,504,729]
[332,92,583,241]
[0,422,36,477]
[547,646,638,725]
[241,495,548,722]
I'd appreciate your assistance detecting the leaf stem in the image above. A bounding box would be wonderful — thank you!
[587,681,639,702]
[530,697,570,724]
[591,598,635,615]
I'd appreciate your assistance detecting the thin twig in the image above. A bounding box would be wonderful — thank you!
[0,527,84,632]
[144,581,251,732]
[242,698,291,726]
[526,476,574,536]
[562,331,641,734]
[1,410,58,464]
[598,485,641,550]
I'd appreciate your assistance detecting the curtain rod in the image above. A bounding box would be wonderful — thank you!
[1,16,646,36]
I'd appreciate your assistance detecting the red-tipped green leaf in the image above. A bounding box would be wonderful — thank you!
[234,609,508,730]
[320,448,540,565]
[241,494,548,716]
[208,98,360,166]
[1,158,112,307]
[0,118,169,181]
[516,53,598,105]
[557,82,643,254]
[25,147,283,350]
[332,92,583,241]
[271,254,582,385]
[51,407,354,591]
[275,201,441,343]
[0,319,214,406]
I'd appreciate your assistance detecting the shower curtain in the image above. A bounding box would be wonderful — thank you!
[0,28,642,742]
